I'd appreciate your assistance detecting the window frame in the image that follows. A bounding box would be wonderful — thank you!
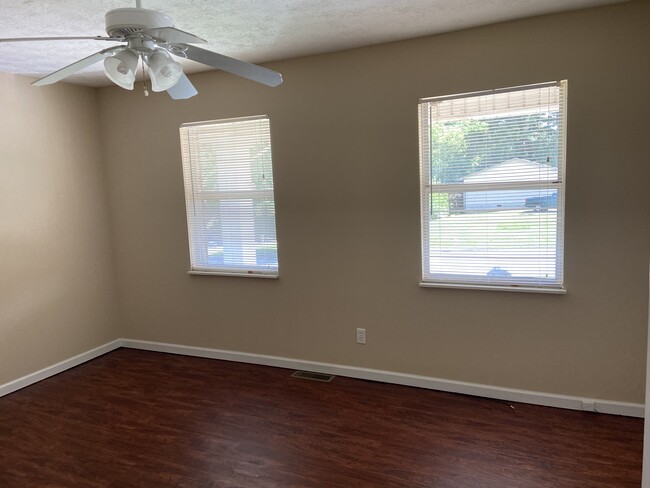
[418,81,568,294]
[179,115,280,278]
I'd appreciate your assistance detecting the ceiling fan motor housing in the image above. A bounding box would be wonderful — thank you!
[105,8,174,37]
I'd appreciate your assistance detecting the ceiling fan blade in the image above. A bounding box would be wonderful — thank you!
[167,74,198,100]
[32,46,123,86]
[0,36,123,43]
[182,45,283,87]
[139,27,207,45]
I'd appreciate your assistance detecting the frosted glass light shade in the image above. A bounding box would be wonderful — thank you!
[104,49,139,90]
[147,50,182,92]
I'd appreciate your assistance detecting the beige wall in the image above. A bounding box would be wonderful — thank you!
[0,73,118,385]
[99,1,650,402]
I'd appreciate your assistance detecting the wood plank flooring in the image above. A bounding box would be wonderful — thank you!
[0,348,643,487]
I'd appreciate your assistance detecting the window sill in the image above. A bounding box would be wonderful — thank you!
[419,282,566,294]
[188,270,279,279]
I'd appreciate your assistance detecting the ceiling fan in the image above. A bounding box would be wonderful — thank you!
[0,1,283,100]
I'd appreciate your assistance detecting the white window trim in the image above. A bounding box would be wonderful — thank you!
[180,115,279,278]
[418,81,568,293]
[188,269,279,278]
[418,282,566,294]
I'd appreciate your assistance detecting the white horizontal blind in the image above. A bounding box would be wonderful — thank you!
[180,115,278,276]
[419,81,567,290]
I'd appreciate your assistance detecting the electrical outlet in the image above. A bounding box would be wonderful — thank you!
[356,328,366,344]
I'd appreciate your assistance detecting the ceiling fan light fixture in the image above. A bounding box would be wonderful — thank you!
[11,5,282,96]
[146,49,182,92]
[104,48,139,90]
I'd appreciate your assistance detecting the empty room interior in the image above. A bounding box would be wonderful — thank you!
[1,0,649,486]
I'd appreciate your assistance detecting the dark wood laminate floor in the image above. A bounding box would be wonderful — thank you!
[0,349,642,487]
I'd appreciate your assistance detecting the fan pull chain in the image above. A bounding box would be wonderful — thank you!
[141,57,149,96]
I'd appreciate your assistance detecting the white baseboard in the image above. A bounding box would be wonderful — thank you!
[1,337,642,418]
[0,339,122,398]
[121,338,644,418]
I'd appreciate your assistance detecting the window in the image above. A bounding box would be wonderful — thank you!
[418,81,567,293]
[180,115,279,277]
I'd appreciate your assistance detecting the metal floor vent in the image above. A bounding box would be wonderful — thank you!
[291,370,335,382]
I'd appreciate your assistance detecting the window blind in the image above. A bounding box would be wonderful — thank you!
[418,81,567,291]
[180,115,278,277]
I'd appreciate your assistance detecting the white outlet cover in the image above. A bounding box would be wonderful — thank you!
[356,328,366,344]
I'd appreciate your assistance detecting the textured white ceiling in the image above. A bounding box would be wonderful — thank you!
[0,0,628,87]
